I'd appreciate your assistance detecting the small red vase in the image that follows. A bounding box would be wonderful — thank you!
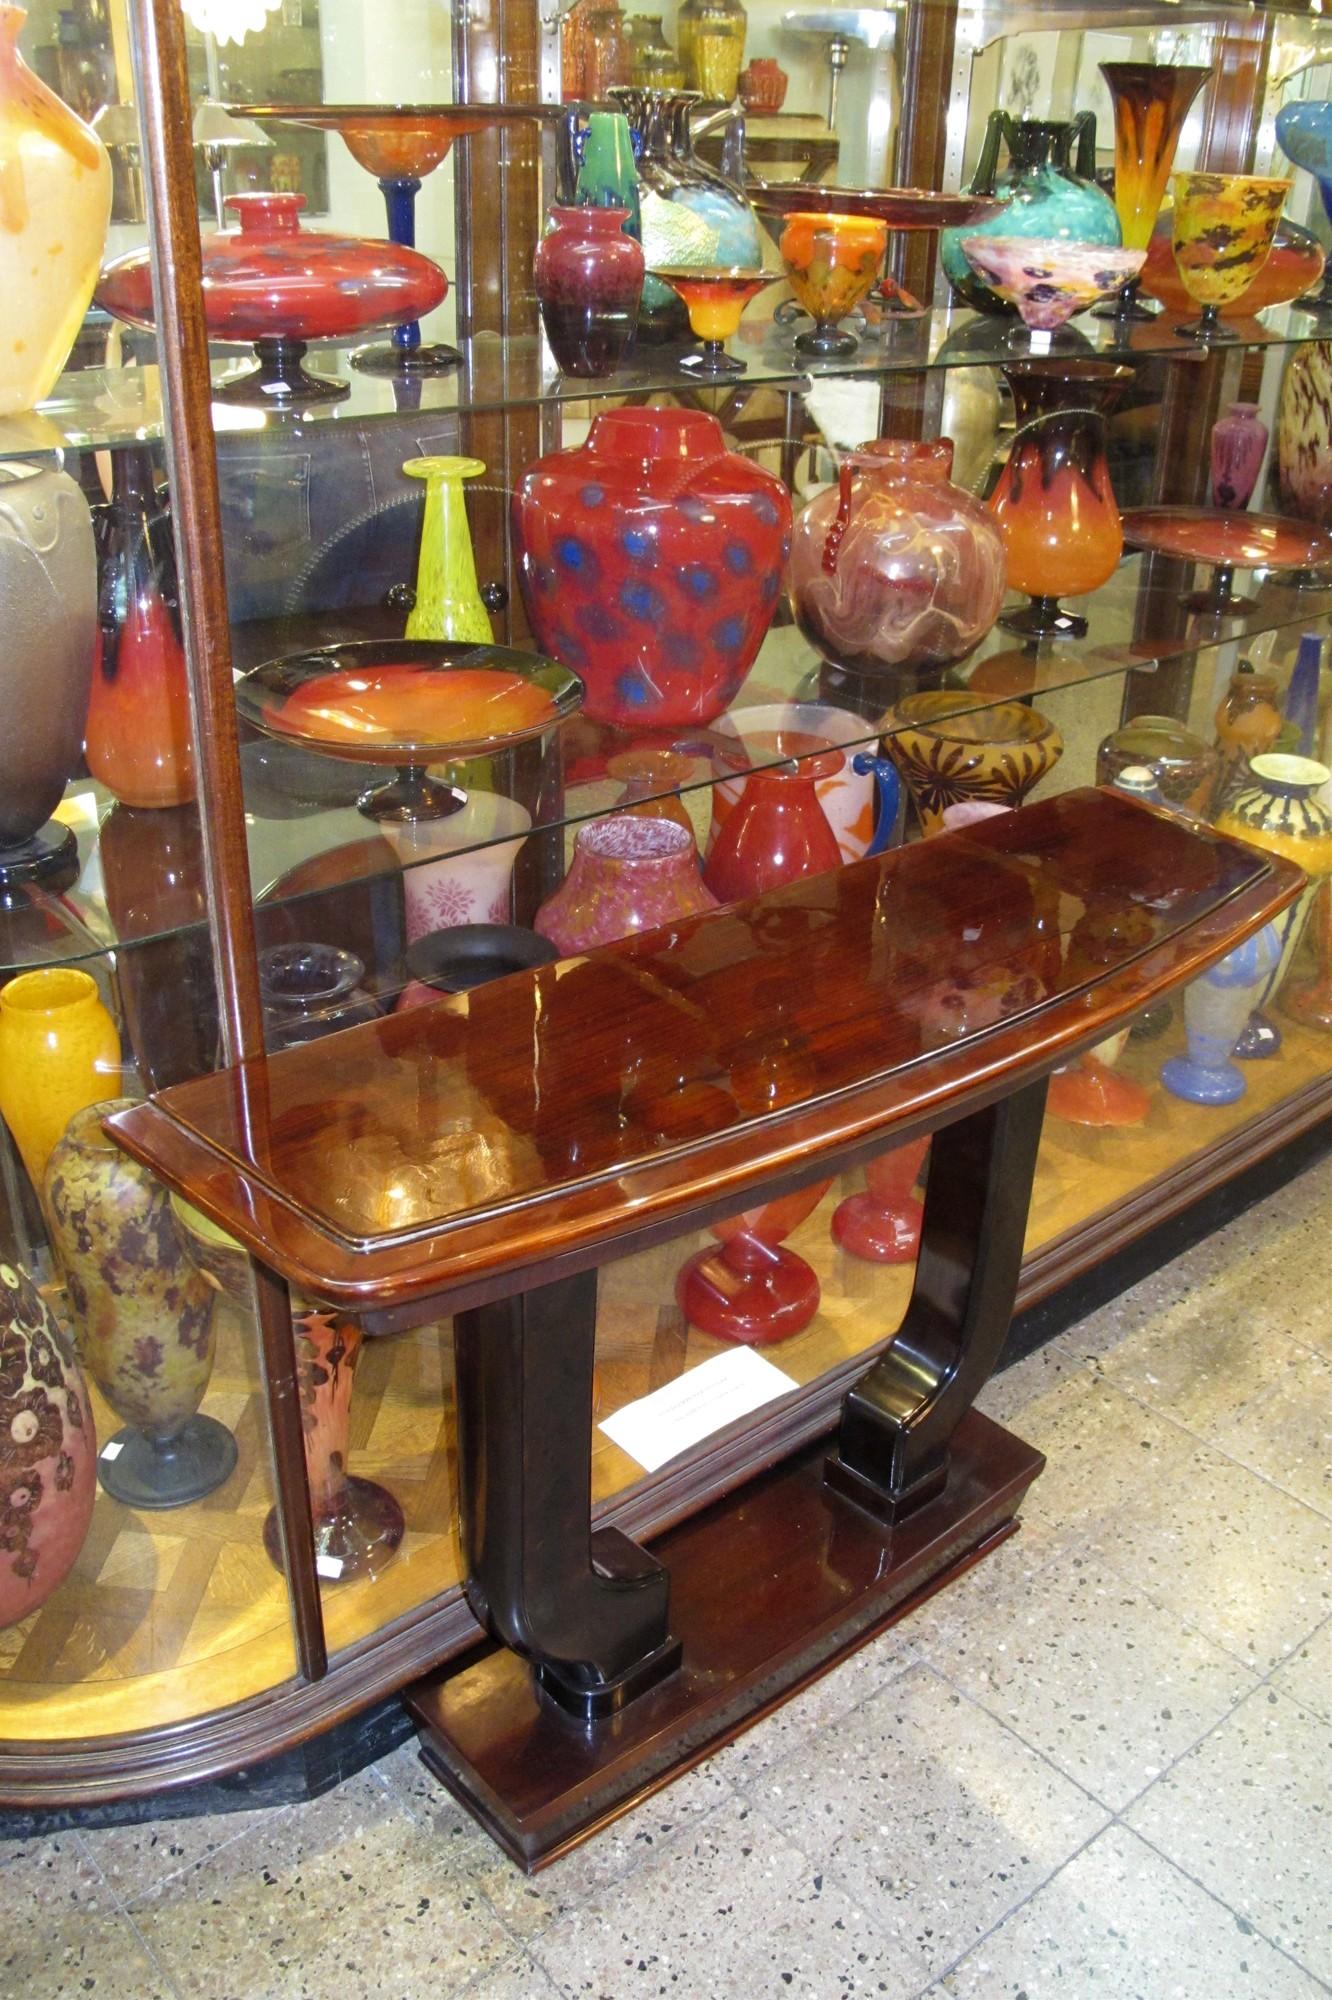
[536,205,644,379]
[678,1180,833,1344]
[832,1136,929,1263]
[704,752,844,902]
[512,407,792,727]
[84,446,195,809]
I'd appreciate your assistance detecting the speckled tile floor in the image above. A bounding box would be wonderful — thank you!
[5,1152,1332,2000]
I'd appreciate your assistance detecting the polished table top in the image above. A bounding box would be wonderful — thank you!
[110,790,1300,1315]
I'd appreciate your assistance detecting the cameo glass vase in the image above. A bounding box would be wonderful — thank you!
[1098,63,1211,316]
[45,1101,237,1510]
[1171,171,1290,342]
[535,816,717,953]
[85,445,195,809]
[0,459,96,888]
[1211,402,1268,510]
[402,454,493,645]
[0,1258,96,1631]
[0,968,119,1194]
[0,3,110,415]
[940,114,1119,314]
[262,1307,404,1583]
[703,753,844,902]
[884,691,1063,835]
[535,204,644,379]
[677,1179,832,1345]
[1214,754,1332,1001]
[789,439,1006,676]
[513,406,791,727]
[779,211,887,358]
[1162,922,1283,1106]
[989,360,1128,638]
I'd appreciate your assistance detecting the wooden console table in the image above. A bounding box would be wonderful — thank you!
[111,790,1300,1869]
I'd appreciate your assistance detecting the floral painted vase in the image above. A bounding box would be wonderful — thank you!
[1214,754,1332,999]
[0,4,110,415]
[385,790,532,945]
[0,459,96,887]
[402,455,492,645]
[0,1258,96,1630]
[45,1101,236,1510]
[1276,340,1332,529]
[789,439,1006,675]
[1161,921,1283,1106]
[512,407,791,727]
[262,1307,403,1582]
[85,446,194,810]
[0,968,119,1194]
[259,944,381,1051]
[1211,402,1268,511]
[941,115,1119,314]
[535,205,644,379]
[884,691,1063,834]
[778,212,887,357]
[535,816,717,953]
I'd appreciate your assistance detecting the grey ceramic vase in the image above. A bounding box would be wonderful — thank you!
[0,460,96,885]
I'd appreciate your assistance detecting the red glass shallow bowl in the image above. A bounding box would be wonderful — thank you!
[96,191,448,343]
[1121,505,1332,573]
[236,640,583,767]
[749,185,1004,230]
[1139,211,1324,316]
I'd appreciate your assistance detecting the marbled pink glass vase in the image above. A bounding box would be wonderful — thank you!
[535,816,717,954]
[1211,402,1268,510]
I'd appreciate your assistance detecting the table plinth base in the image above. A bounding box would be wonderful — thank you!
[405,1407,1042,1872]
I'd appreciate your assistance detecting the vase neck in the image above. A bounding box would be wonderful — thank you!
[1007,120,1073,173]
[225,191,306,239]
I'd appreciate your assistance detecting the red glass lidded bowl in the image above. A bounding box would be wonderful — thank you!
[512,407,793,728]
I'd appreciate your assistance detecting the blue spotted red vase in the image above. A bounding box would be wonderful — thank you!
[512,407,791,727]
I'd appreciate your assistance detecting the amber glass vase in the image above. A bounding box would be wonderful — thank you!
[989,359,1129,638]
[1098,63,1211,318]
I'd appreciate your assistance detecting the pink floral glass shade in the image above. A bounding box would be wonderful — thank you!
[958,236,1147,330]
[535,816,717,954]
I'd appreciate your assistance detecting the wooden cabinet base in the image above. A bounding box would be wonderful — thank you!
[406,1409,1043,1872]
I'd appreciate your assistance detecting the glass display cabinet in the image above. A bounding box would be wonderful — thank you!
[0,0,1328,1860]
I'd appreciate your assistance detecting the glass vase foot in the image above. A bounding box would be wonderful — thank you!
[677,1239,821,1345]
[1175,306,1239,343]
[263,1475,405,1582]
[831,1189,923,1263]
[351,340,462,376]
[794,322,859,358]
[214,336,349,405]
[679,346,747,376]
[0,822,78,888]
[1047,1056,1151,1127]
[1233,1006,1282,1059]
[97,1415,239,1510]
[1161,1052,1246,1105]
[999,596,1088,640]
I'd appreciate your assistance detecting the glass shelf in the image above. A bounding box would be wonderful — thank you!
[6,552,1330,981]
[5,290,1331,462]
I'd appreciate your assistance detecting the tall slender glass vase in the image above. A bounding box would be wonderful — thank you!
[402,455,493,645]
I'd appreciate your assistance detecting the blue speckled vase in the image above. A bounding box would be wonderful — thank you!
[941,114,1121,315]
[1161,920,1283,1105]
[1276,101,1332,310]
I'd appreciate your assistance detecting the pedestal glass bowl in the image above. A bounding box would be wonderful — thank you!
[752,184,1002,320]
[237,102,554,373]
[958,236,1146,347]
[235,639,582,827]
[650,265,778,373]
[1140,211,1323,317]
[1275,101,1332,313]
[1120,505,1332,615]
[1097,62,1212,319]
[777,211,887,356]
[1170,170,1290,342]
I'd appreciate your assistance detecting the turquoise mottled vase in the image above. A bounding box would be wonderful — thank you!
[1275,100,1332,310]
[941,113,1122,315]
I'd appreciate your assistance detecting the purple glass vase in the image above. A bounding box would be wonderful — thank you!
[534,816,717,953]
[1211,401,1268,511]
[534,203,644,379]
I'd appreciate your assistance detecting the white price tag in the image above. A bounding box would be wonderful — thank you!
[316,1553,344,1580]
[99,1440,123,1461]
[598,1347,798,1474]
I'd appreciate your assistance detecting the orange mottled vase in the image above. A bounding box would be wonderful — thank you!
[85,446,195,809]
[0,4,110,415]
[989,368,1124,640]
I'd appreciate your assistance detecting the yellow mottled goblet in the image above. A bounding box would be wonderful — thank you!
[1171,171,1290,342]
[651,266,781,375]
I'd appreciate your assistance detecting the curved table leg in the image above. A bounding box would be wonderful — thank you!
[454,1269,682,1721]
[827,1078,1049,1524]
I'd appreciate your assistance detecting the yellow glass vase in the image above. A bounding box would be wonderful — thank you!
[0,5,111,416]
[402,454,493,645]
[0,967,119,1190]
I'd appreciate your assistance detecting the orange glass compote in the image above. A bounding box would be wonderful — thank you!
[651,266,781,375]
